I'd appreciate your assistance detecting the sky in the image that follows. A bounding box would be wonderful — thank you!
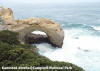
[0,0,100,4]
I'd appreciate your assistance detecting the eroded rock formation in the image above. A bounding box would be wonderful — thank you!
[0,6,64,48]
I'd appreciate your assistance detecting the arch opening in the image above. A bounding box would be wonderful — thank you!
[25,30,50,44]
[32,30,47,36]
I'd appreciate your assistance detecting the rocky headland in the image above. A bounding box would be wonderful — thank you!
[0,6,85,71]
[0,6,64,48]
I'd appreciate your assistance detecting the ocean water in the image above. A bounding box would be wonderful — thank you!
[0,1,100,71]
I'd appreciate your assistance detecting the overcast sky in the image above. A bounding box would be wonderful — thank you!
[0,0,100,4]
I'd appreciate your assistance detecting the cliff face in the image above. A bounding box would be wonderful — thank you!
[0,6,64,48]
[0,6,14,23]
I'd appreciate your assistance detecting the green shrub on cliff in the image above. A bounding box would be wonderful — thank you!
[0,30,85,71]
[0,30,20,45]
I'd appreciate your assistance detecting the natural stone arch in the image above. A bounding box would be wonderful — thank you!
[17,19,64,48]
[0,6,64,48]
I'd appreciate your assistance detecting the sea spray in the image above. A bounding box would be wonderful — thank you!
[36,29,100,71]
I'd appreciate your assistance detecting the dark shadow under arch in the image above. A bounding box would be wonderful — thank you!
[25,30,50,44]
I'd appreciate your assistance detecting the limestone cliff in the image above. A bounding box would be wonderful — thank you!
[0,6,64,48]
[0,6,14,24]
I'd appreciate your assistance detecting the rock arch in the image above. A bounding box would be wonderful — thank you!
[0,6,64,48]
[17,18,64,48]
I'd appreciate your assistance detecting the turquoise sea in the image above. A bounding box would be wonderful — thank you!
[0,1,100,71]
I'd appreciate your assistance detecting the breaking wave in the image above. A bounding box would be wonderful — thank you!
[36,28,100,71]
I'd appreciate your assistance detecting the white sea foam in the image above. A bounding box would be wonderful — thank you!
[92,26,100,31]
[36,29,100,71]
[32,30,47,35]
[36,43,56,53]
